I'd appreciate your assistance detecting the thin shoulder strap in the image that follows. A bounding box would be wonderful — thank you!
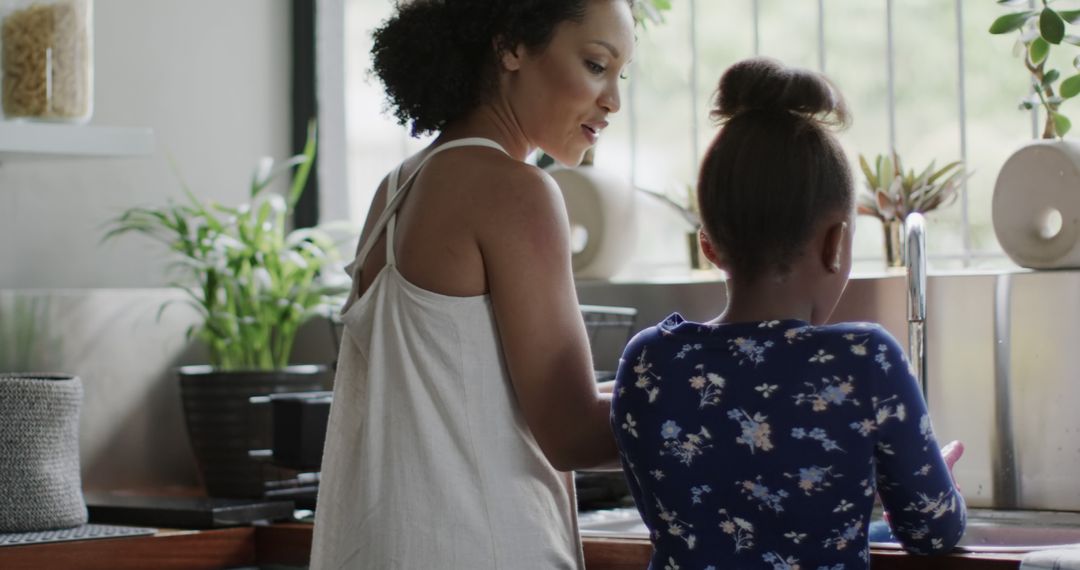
[350,137,509,275]
[384,164,403,266]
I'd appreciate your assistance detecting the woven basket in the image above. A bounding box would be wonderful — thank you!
[0,373,87,532]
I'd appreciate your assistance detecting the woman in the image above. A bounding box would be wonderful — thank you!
[309,1,636,568]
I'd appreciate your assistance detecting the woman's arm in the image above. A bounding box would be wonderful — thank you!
[480,165,618,472]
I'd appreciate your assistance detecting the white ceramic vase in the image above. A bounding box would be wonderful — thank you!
[548,162,637,280]
[992,140,1080,269]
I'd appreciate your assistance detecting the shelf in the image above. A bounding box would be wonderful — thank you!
[0,122,155,161]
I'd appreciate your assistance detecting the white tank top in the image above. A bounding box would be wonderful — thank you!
[309,138,585,570]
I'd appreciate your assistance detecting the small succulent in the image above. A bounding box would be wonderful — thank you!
[990,0,1080,138]
[637,183,700,229]
[856,153,967,222]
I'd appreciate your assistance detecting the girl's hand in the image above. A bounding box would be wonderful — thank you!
[941,440,964,489]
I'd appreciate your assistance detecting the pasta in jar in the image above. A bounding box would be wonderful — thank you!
[1,0,92,122]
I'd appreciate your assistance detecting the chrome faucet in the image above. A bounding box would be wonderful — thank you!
[905,213,928,400]
[904,213,1022,507]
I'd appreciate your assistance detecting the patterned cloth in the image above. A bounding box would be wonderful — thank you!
[611,314,966,570]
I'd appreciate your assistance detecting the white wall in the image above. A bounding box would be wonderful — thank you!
[0,0,296,492]
[0,0,292,288]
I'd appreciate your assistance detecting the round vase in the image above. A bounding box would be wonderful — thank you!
[548,162,637,280]
[882,219,905,268]
[992,139,1080,269]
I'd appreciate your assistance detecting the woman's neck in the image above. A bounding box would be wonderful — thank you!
[439,106,533,161]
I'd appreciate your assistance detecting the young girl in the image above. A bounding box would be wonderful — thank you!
[610,58,966,570]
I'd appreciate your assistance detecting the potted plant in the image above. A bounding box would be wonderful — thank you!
[989,0,1080,139]
[856,152,966,267]
[635,183,709,271]
[105,122,348,497]
[989,1,1080,269]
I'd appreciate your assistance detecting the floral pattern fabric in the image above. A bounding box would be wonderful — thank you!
[611,314,965,570]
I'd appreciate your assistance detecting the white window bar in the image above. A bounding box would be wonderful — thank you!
[689,0,700,167]
[752,0,760,56]
[817,0,826,73]
[955,0,972,267]
[1030,0,1040,139]
[886,0,897,155]
[628,56,639,190]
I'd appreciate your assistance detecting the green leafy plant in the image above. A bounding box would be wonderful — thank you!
[990,0,1080,138]
[634,0,672,29]
[856,153,967,222]
[105,122,347,371]
[0,296,59,373]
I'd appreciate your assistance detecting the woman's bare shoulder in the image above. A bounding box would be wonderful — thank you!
[472,157,564,219]
[434,148,557,194]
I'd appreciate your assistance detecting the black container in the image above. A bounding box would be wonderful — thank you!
[269,391,332,471]
[177,365,328,498]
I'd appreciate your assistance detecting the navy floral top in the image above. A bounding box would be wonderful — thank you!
[611,314,966,570]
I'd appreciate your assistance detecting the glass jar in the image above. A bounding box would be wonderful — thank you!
[0,0,93,123]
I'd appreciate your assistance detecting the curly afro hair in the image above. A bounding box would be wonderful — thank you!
[371,0,632,137]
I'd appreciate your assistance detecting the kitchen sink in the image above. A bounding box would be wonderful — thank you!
[578,507,1080,553]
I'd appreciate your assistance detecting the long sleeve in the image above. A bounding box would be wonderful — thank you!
[611,329,654,529]
[871,329,966,554]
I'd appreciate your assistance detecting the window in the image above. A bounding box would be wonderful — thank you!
[337,0,431,225]
[331,0,1034,277]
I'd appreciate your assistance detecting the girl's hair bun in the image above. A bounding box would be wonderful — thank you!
[710,57,849,128]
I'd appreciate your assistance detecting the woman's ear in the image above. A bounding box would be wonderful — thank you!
[821,221,848,273]
[699,229,725,269]
[497,39,524,71]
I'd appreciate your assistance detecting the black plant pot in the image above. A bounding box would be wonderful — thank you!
[177,365,328,498]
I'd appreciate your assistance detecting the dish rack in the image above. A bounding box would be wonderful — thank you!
[580,304,637,344]
[580,304,638,380]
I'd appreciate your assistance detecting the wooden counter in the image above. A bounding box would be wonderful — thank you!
[0,527,258,570]
[0,523,1025,569]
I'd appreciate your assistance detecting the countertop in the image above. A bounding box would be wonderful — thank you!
[0,523,1026,570]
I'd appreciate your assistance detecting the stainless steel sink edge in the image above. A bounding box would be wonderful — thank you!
[578,506,1080,553]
